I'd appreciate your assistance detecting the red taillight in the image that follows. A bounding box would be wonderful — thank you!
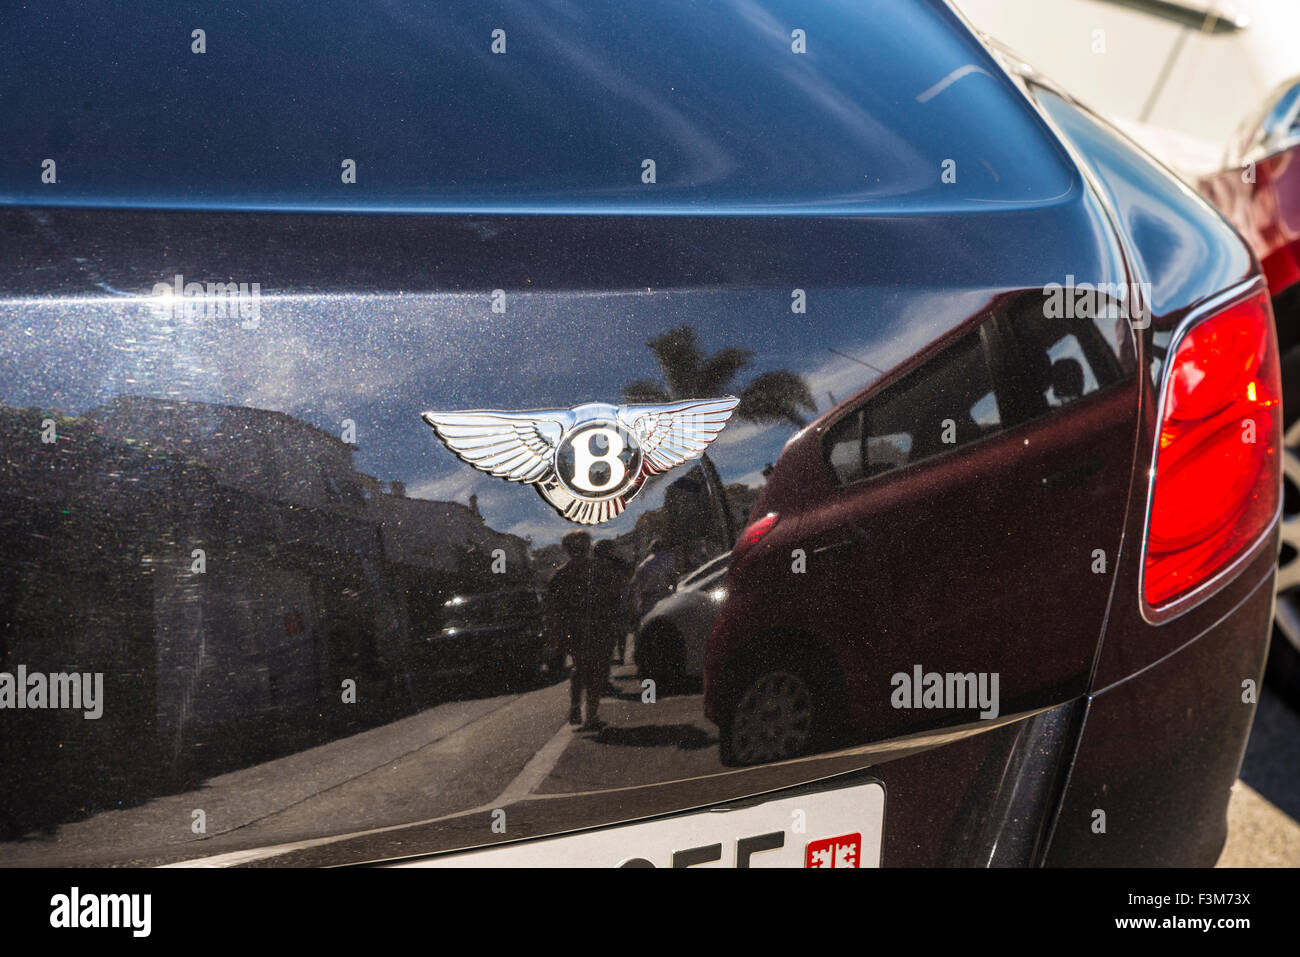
[1144,290,1282,609]
[733,511,779,562]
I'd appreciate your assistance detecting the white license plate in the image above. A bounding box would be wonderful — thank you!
[392,781,885,868]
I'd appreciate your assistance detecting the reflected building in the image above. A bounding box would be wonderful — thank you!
[0,395,536,836]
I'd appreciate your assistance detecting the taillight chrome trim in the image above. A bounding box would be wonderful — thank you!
[1138,276,1283,625]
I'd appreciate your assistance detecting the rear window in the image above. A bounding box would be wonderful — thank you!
[0,0,1077,212]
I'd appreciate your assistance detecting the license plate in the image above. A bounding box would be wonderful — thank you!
[391,781,885,868]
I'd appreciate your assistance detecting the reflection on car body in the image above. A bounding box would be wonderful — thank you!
[0,0,1283,868]
[423,589,547,688]
[635,551,730,689]
[704,293,1138,765]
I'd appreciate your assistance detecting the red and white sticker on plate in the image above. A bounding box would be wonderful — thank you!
[392,781,884,868]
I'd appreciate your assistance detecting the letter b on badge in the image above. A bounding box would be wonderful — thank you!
[570,427,625,492]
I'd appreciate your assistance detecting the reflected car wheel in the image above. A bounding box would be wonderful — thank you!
[723,669,815,766]
[1270,418,1300,701]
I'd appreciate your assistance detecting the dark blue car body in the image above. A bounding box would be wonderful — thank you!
[0,0,1275,866]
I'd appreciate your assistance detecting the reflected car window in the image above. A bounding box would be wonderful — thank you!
[826,411,865,484]
[1044,334,1096,406]
[823,327,1003,484]
[999,311,1126,422]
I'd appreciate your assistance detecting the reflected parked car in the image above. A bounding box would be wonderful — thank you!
[705,286,1282,768]
[421,589,547,688]
[635,552,730,690]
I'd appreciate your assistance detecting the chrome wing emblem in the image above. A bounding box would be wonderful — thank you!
[422,397,740,525]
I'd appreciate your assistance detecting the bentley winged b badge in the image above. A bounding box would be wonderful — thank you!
[422,397,740,525]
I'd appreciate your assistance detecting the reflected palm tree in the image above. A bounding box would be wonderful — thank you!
[622,326,815,427]
[623,325,815,545]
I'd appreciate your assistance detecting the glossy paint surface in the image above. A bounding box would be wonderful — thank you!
[1,0,1075,213]
[0,2,1275,867]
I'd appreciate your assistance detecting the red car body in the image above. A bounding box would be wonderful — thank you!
[1202,146,1300,300]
